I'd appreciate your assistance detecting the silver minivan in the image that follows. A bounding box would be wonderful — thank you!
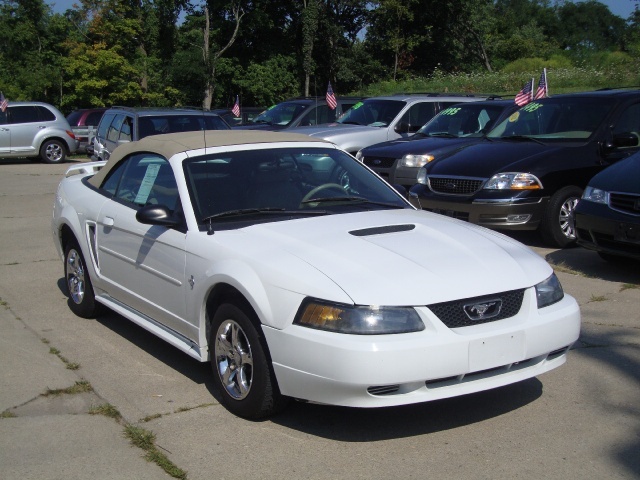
[0,102,78,163]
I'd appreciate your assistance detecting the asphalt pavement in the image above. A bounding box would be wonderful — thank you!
[0,157,638,480]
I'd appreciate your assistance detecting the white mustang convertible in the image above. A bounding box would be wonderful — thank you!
[52,131,580,419]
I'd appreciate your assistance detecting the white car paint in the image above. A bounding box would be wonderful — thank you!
[52,134,580,414]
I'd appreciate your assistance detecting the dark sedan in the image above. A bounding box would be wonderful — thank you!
[574,151,640,261]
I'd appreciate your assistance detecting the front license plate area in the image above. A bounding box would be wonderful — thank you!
[469,331,526,372]
[614,222,640,245]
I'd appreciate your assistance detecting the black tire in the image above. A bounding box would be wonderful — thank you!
[540,186,582,248]
[64,241,99,318]
[209,303,288,419]
[40,139,67,164]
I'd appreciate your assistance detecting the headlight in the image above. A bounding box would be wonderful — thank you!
[294,299,425,334]
[485,172,542,190]
[417,167,428,185]
[535,274,564,308]
[582,186,608,204]
[400,154,434,168]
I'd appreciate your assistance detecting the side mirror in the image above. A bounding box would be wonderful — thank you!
[394,122,410,134]
[613,132,639,148]
[136,204,181,227]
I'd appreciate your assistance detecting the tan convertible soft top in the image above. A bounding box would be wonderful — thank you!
[88,130,330,187]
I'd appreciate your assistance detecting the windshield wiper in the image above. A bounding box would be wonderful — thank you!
[202,207,328,223]
[426,132,459,138]
[338,121,361,125]
[501,135,546,145]
[300,196,405,209]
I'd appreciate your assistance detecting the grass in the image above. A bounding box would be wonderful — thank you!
[620,283,639,292]
[125,425,188,479]
[44,380,93,396]
[589,294,608,302]
[89,403,122,421]
[48,345,81,370]
[0,410,17,418]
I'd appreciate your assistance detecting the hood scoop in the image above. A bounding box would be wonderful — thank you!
[349,224,415,237]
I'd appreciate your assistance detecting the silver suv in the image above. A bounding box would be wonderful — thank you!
[295,93,493,155]
[92,107,230,161]
[0,102,78,163]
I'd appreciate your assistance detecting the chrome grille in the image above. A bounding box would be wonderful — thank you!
[609,192,640,216]
[428,289,525,328]
[428,176,484,195]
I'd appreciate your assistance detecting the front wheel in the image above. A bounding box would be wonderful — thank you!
[210,303,287,419]
[40,139,67,164]
[540,186,582,248]
[64,242,99,318]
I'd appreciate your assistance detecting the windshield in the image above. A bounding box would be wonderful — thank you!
[417,104,509,137]
[183,147,409,229]
[488,97,612,140]
[337,100,405,127]
[250,103,308,126]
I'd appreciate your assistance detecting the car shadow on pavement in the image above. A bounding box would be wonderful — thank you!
[271,379,543,441]
[504,231,640,285]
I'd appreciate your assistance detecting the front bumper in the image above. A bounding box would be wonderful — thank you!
[575,202,640,260]
[262,288,580,408]
[409,186,549,231]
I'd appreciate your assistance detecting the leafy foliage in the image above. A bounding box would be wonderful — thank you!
[0,0,637,113]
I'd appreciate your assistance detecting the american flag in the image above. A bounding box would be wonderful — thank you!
[515,79,534,106]
[534,69,548,100]
[326,82,337,110]
[232,96,240,117]
[0,92,7,112]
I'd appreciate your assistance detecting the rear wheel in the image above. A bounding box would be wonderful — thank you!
[40,139,66,164]
[540,186,582,248]
[210,303,288,419]
[64,241,98,318]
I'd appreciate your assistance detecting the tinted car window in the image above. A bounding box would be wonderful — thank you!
[612,103,640,148]
[488,97,612,139]
[97,112,117,138]
[251,103,309,126]
[8,106,40,124]
[418,104,510,137]
[112,154,177,209]
[107,114,126,142]
[86,111,105,125]
[337,100,405,127]
[66,110,83,125]
[36,106,56,122]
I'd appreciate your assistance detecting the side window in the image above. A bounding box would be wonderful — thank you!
[112,154,179,211]
[399,103,437,132]
[7,106,39,124]
[97,112,116,139]
[100,159,128,196]
[0,110,7,125]
[107,114,125,142]
[613,103,640,148]
[119,117,132,142]
[35,106,56,122]
[300,106,330,126]
[86,111,104,126]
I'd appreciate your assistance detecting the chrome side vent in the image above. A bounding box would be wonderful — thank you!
[367,385,400,396]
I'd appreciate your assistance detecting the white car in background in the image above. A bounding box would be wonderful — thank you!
[295,94,492,155]
[52,130,580,419]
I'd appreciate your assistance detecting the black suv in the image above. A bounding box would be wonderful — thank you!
[235,96,363,131]
[409,89,640,247]
[92,107,230,161]
[358,99,517,189]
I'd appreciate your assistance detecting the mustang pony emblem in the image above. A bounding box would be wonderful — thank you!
[463,300,502,321]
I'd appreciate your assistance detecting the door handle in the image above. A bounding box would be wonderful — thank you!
[103,216,115,227]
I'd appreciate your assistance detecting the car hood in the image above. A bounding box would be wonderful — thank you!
[233,123,284,131]
[428,141,564,177]
[235,209,550,306]
[588,153,640,192]
[296,123,386,140]
[363,136,483,157]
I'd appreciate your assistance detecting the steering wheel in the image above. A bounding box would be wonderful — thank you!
[300,183,346,206]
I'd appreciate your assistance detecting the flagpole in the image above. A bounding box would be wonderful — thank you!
[544,68,548,97]
[531,77,535,102]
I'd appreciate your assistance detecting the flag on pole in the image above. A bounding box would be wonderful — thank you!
[515,78,534,106]
[0,92,7,112]
[534,68,548,100]
[326,82,337,110]
[231,96,240,117]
